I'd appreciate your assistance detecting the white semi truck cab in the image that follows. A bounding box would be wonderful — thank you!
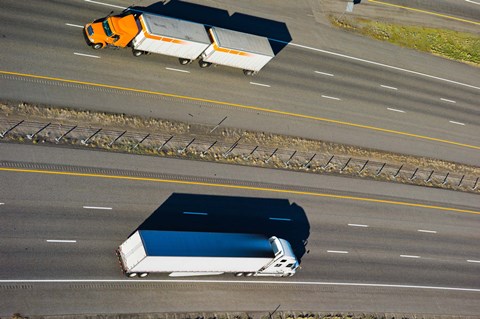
[117,230,299,278]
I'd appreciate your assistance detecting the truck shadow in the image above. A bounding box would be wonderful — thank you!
[136,193,310,263]
[128,0,291,55]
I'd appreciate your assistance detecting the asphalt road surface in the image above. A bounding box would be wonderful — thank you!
[0,144,479,315]
[0,0,479,165]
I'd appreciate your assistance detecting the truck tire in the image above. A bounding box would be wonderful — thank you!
[245,272,253,277]
[198,59,212,68]
[92,43,103,50]
[179,58,191,65]
[132,49,143,57]
[139,272,149,278]
[235,272,244,277]
[127,272,137,278]
[243,70,255,76]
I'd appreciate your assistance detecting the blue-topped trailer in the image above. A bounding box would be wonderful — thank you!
[117,230,299,278]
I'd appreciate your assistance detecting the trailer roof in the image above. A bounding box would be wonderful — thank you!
[141,13,210,44]
[210,27,274,57]
[139,230,274,258]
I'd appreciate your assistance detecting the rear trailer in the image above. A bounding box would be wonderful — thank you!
[131,14,211,62]
[117,230,298,278]
[201,27,274,75]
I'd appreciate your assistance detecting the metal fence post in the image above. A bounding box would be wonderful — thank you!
[265,148,278,164]
[0,120,24,138]
[409,168,418,180]
[376,163,386,176]
[303,153,316,169]
[132,133,150,149]
[457,175,465,187]
[442,172,450,185]
[108,130,126,147]
[27,123,51,140]
[55,125,77,143]
[223,137,241,157]
[322,155,334,169]
[157,135,174,152]
[201,141,217,157]
[425,170,434,183]
[393,164,403,178]
[359,160,369,173]
[472,177,479,191]
[340,158,351,172]
[81,128,102,145]
[178,138,195,154]
[243,145,258,160]
[285,150,297,167]
[209,116,227,133]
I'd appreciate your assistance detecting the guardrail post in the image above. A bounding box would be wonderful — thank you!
[27,123,51,140]
[265,148,278,164]
[393,164,403,178]
[0,120,24,138]
[359,160,369,173]
[55,125,77,143]
[425,170,434,183]
[442,172,450,185]
[223,137,241,158]
[132,133,150,150]
[409,167,418,180]
[303,153,316,169]
[340,157,351,172]
[457,175,465,187]
[157,135,174,152]
[472,177,479,191]
[321,155,334,169]
[178,138,195,154]
[81,128,102,145]
[108,130,126,147]
[243,145,258,160]
[376,163,386,176]
[201,141,217,157]
[285,150,297,167]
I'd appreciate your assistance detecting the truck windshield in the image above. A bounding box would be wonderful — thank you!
[102,20,113,37]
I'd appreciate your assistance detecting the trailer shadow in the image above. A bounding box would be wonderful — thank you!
[136,193,310,263]
[128,0,291,55]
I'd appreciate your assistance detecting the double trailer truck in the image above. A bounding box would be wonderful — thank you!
[117,230,299,278]
[84,12,274,75]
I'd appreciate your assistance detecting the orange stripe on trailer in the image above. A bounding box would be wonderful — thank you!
[209,29,251,57]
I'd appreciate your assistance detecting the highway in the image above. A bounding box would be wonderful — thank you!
[1,0,479,165]
[1,144,480,315]
[1,0,480,316]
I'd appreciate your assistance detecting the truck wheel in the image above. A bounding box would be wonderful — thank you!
[139,272,149,278]
[127,272,137,278]
[245,272,253,277]
[132,50,143,57]
[92,43,103,50]
[243,70,255,76]
[179,58,191,65]
[235,272,244,277]
[198,59,212,68]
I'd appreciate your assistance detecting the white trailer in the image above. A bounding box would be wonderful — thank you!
[200,27,275,75]
[117,230,299,278]
[131,13,211,64]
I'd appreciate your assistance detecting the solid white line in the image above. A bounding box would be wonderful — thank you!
[467,259,480,263]
[0,203,4,205]
[315,71,334,77]
[465,0,480,5]
[165,67,190,73]
[65,23,84,28]
[269,217,292,221]
[381,85,398,90]
[1,279,480,292]
[348,223,369,227]
[449,120,465,126]
[286,42,480,91]
[74,52,100,59]
[84,0,126,9]
[250,82,271,88]
[418,229,437,233]
[327,250,349,254]
[321,95,341,101]
[387,108,405,113]
[400,255,421,258]
[83,206,112,210]
[440,98,456,103]
[46,240,77,243]
[183,212,208,215]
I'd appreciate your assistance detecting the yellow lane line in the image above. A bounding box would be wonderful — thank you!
[1,167,479,215]
[368,0,480,26]
[1,70,479,151]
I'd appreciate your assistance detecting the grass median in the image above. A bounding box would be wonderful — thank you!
[330,17,480,66]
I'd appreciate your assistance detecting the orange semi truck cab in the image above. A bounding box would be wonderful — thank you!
[84,13,139,49]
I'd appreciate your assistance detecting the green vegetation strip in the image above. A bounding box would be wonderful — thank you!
[330,17,480,66]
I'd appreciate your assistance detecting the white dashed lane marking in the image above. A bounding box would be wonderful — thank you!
[74,52,100,59]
